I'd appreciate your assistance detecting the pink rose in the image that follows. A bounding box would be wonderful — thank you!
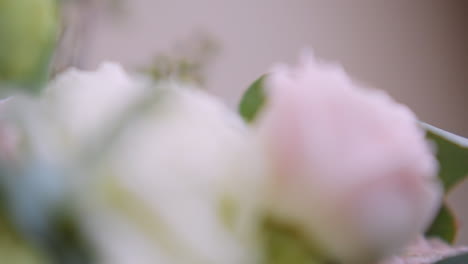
[256,54,442,262]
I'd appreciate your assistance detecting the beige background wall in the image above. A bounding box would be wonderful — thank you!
[80,0,468,243]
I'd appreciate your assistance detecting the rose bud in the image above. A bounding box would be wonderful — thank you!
[0,0,58,93]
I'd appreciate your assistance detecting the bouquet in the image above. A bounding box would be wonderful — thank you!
[0,1,467,264]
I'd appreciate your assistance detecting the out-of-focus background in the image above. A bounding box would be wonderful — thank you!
[64,0,468,243]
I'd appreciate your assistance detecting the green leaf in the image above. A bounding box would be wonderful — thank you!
[422,123,468,192]
[422,124,467,243]
[425,204,457,243]
[435,252,468,264]
[238,75,267,122]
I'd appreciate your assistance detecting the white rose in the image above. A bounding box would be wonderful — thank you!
[42,64,265,264]
[2,63,153,164]
[43,63,151,150]
[255,55,442,262]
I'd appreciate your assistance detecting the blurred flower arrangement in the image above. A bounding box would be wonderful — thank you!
[0,1,467,264]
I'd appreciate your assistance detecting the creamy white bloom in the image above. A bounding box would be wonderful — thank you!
[43,63,152,149]
[255,55,442,262]
[41,64,266,264]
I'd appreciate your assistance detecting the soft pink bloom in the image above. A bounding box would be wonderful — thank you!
[256,54,442,262]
